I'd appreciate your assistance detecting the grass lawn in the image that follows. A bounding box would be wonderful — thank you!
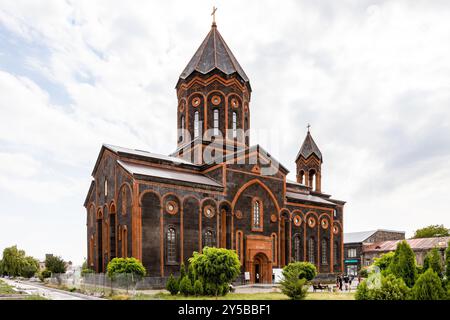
[125,291,355,300]
[0,279,16,294]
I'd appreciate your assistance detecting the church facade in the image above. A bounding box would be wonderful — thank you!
[84,22,345,283]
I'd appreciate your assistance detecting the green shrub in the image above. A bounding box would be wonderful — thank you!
[411,268,446,300]
[41,269,51,279]
[389,241,417,287]
[279,268,308,300]
[423,247,443,277]
[193,279,203,296]
[179,263,186,284]
[179,276,192,296]
[106,257,146,279]
[166,274,179,295]
[373,252,395,274]
[81,268,95,276]
[282,262,317,281]
[189,247,240,296]
[355,273,409,300]
[359,266,369,278]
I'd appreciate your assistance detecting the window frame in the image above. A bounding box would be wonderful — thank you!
[251,198,263,232]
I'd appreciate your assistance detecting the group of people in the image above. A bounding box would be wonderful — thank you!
[335,274,356,291]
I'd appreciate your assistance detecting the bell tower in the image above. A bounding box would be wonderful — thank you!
[296,127,323,192]
[173,19,252,164]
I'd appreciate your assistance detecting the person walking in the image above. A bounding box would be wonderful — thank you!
[343,274,350,291]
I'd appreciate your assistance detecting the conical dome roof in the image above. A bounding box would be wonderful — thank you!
[296,131,323,162]
[179,24,250,85]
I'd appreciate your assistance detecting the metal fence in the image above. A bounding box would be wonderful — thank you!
[49,273,168,296]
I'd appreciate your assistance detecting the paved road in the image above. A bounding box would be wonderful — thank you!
[2,279,104,300]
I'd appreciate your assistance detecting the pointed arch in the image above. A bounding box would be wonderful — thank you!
[231,178,281,213]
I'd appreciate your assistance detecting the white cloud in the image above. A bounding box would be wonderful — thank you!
[0,0,450,264]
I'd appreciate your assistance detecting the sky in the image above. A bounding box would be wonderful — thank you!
[0,0,449,265]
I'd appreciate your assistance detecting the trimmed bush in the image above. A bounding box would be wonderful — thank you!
[411,268,446,300]
[373,252,395,274]
[280,269,308,300]
[189,247,240,296]
[106,257,146,279]
[445,241,450,280]
[179,276,192,296]
[282,262,317,281]
[166,274,179,295]
[193,279,203,296]
[389,241,417,287]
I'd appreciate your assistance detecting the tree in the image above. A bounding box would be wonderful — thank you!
[279,267,308,300]
[179,276,193,296]
[373,251,395,274]
[282,262,317,281]
[106,257,146,279]
[389,241,417,287]
[445,241,450,280]
[411,268,446,300]
[188,247,240,296]
[423,247,443,277]
[1,246,26,277]
[166,274,179,295]
[413,225,449,239]
[45,255,67,274]
[20,256,39,278]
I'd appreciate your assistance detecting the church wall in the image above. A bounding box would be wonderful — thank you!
[140,191,161,276]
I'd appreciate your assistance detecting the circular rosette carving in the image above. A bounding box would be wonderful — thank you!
[204,205,215,218]
[165,201,179,215]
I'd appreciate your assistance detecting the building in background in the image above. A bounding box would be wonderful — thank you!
[363,236,450,267]
[344,230,405,275]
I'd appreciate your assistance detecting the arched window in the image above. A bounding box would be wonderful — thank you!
[232,112,237,138]
[299,170,305,184]
[166,227,176,264]
[308,237,315,264]
[236,231,243,264]
[322,239,328,265]
[294,235,301,262]
[194,111,199,138]
[271,233,277,264]
[121,226,128,258]
[213,109,219,136]
[309,169,316,190]
[252,199,262,231]
[203,229,215,248]
[104,178,108,197]
[180,115,185,142]
[334,241,339,265]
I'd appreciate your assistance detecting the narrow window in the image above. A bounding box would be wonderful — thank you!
[272,234,277,264]
[166,227,176,263]
[308,237,315,264]
[194,111,199,138]
[213,109,219,136]
[180,115,185,141]
[122,227,128,258]
[322,239,328,265]
[334,241,339,265]
[252,200,262,230]
[294,235,301,261]
[203,229,215,248]
[104,178,108,197]
[232,112,237,138]
[236,231,243,263]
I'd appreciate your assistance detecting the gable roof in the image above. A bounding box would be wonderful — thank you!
[296,131,323,162]
[117,160,222,188]
[344,230,378,244]
[286,191,336,206]
[364,237,450,253]
[92,144,196,176]
[178,24,250,86]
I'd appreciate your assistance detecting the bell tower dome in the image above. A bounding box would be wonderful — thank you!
[173,21,251,164]
[296,128,323,192]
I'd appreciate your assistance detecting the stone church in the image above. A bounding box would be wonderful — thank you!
[84,21,345,283]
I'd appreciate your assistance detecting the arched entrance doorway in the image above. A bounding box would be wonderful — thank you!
[252,253,270,284]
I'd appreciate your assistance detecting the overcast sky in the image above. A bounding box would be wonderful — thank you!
[1,0,449,265]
